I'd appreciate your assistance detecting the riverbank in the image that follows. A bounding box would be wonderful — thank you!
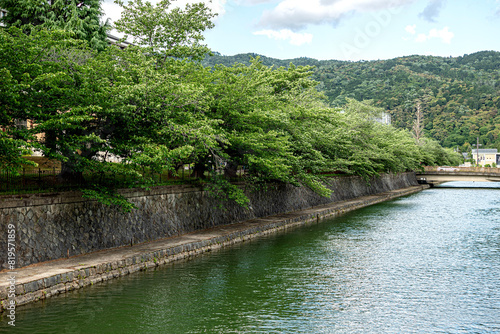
[0,183,429,312]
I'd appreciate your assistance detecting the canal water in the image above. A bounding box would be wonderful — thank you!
[2,182,499,333]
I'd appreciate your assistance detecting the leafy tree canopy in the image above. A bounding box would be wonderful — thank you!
[203,51,500,152]
[0,0,110,50]
[114,0,216,61]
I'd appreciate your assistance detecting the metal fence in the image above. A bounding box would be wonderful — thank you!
[0,167,68,194]
[0,164,248,195]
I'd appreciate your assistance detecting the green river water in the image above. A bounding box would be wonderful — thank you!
[1,182,499,333]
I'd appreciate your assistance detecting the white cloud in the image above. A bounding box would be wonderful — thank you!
[429,26,454,43]
[405,24,417,34]
[258,0,414,30]
[415,26,454,44]
[416,33,427,42]
[253,29,313,45]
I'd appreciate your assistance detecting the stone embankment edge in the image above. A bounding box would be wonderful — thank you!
[0,184,429,313]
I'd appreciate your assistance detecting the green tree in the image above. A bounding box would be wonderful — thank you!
[330,99,421,177]
[0,0,110,50]
[201,60,313,202]
[0,28,218,196]
[114,0,216,62]
[0,28,79,172]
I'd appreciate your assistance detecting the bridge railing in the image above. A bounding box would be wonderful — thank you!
[422,166,500,174]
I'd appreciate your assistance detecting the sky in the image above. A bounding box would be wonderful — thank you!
[102,0,500,61]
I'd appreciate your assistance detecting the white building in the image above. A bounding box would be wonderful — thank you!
[373,112,391,125]
[471,149,500,166]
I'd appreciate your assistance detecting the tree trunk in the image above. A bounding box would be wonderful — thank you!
[192,162,206,179]
[224,161,239,178]
[59,161,84,184]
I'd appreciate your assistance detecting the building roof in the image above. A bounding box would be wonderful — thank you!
[472,149,498,154]
[106,34,133,49]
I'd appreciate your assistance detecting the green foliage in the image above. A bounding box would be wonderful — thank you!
[81,187,137,213]
[204,175,250,209]
[114,0,216,61]
[0,0,110,51]
[204,51,500,151]
[0,27,219,209]
[0,135,36,173]
[417,138,462,166]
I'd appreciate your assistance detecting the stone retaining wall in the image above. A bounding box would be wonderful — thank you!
[0,172,418,269]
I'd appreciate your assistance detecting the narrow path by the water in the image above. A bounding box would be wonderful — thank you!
[0,185,428,311]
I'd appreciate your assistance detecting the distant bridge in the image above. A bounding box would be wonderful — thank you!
[416,167,500,185]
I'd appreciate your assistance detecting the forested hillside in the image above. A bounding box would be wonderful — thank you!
[203,51,500,151]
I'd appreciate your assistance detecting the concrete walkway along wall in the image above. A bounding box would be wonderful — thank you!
[0,172,418,269]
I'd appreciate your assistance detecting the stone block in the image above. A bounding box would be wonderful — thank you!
[83,278,91,287]
[95,264,104,274]
[43,276,56,288]
[16,294,33,306]
[15,284,24,295]
[33,290,44,301]
[23,281,38,293]
[52,283,66,295]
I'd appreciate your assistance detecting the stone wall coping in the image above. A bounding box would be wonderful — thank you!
[0,177,364,209]
[0,184,205,209]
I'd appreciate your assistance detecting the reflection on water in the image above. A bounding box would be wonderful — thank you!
[1,183,499,333]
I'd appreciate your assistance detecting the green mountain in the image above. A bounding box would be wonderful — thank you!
[203,51,500,150]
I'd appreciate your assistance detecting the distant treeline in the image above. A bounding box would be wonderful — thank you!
[203,51,500,151]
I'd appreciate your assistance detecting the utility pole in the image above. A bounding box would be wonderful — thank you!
[473,137,482,167]
[477,137,479,167]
